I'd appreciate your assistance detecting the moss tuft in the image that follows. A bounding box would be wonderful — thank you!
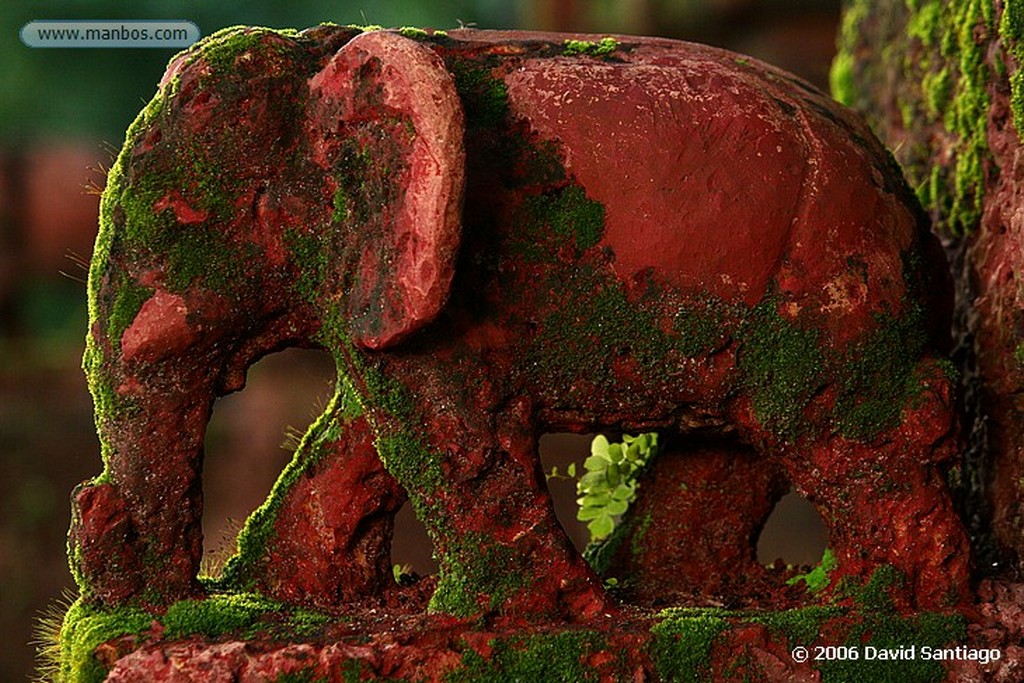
[650,609,730,683]
[56,592,337,681]
[447,631,609,682]
[563,37,619,58]
[161,592,282,639]
[834,0,993,235]
[57,598,153,683]
[522,185,605,252]
[398,26,429,38]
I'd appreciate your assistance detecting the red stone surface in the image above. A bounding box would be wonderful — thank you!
[67,29,971,682]
[254,411,410,609]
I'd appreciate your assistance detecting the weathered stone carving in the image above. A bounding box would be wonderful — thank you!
[60,23,975,681]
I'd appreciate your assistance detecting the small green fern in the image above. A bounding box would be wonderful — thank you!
[576,433,659,542]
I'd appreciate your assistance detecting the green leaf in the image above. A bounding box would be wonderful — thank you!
[606,499,628,516]
[607,443,623,462]
[611,483,635,501]
[585,455,610,471]
[589,515,615,540]
[567,462,577,477]
[577,505,605,521]
[578,471,606,490]
[591,434,610,457]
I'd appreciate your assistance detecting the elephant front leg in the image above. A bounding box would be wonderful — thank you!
[71,349,215,607]
[372,387,608,621]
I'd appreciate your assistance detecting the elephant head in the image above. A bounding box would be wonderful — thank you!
[73,28,470,605]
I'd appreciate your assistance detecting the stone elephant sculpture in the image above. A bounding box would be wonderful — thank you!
[70,25,970,617]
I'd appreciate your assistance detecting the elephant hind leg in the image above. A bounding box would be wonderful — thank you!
[778,359,971,609]
[229,403,407,610]
[597,437,792,608]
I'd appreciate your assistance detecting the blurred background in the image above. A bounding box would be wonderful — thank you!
[1,0,838,679]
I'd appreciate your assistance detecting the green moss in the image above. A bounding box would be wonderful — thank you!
[526,271,673,398]
[186,26,298,75]
[834,0,994,235]
[449,58,510,130]
[284,227,330,307]
[57,598,153,683]
[161,592,282,639]
[834,304,929,440]
[375,432,445,495]
[56,593,338,682]
[1003,0,1024,134]
[105,278,153,352]
[522,185,605,252]
[1014,341,1024,367]
[650,610,729,683]
[216,387,343,588]
[332,187,349,224]
[398,26,429,38]
[829,0,868,106]
[273,670,327,683]
[737,298,825,443]
[854,564,906,613]
[346,24,385,33]
[746,605,846,645]
[673,301,731,358]
[447,631,608,683]
[428,532,530,617]
[562,37,619,58]
[820,610,966,683]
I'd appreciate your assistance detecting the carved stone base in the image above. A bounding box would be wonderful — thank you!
[55,581,1023,682]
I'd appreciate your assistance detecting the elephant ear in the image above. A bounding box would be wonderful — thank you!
[309,31,465,349]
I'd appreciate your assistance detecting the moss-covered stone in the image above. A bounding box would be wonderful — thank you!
[746,604,846,645]
[737,297,826,442]
[650,609,730,683]
[522,185,605,252]
[447,631,610,682]
[216,387,345,588]
[833,0,995,235]
[449,58,510,131]
[55,592,338,682]
[428,532,531,617]
[161,592,283,639]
